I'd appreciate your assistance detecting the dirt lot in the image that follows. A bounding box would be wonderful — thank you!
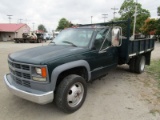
[0,41,160,120]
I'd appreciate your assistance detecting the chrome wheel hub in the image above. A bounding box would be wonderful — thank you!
[140,57,145,71]
[67,82,84,107]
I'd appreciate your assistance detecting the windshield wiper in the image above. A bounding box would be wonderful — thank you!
[62,41,77,47]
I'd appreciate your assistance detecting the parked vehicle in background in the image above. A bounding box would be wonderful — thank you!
[43,33,50,40]
[26,32,37,43]
[36,33,46,42]
[49,34,53,40]
[4,19,155,113]
[14,31,45,43]
[53,31,59,38]
[14,32,37,43]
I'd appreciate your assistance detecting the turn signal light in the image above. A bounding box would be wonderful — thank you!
[41,67,47,78]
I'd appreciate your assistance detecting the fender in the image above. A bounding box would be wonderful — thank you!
[51,60,91,91]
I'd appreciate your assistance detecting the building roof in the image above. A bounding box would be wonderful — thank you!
[0,23,27,32]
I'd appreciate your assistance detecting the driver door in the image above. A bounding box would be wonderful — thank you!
[90,28,118,79]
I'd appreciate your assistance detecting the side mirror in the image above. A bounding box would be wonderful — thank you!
[111,27,122,47]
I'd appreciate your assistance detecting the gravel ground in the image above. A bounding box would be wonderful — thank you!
[0,41,160,120]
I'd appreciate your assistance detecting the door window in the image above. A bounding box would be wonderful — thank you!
[101,29,112,50]
[94,28,111,50]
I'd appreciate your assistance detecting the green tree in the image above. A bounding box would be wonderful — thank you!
[158,6,160,16]
[140,18,157,35]
[38,24,47,32]
[156,19,160,36]
[119,0,150,33]
[56,18,71,31]
[140,18,160,41]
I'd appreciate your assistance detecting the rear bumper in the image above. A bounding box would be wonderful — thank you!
[4,74,53,104]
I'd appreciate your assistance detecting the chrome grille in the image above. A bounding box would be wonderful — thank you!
[8,59,31,88]
[15,71,22,77]
[23,73,31,79]
[15,63,21,69]
[8,60,30,71]
[22,65,30,70]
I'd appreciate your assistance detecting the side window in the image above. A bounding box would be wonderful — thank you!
[101,29,112,50]
[94,29,108,50]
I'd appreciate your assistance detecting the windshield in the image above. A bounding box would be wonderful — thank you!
[52,28,94,47]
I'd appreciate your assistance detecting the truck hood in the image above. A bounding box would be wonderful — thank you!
[9,45,88,64]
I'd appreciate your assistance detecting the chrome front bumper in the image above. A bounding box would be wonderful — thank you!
[4,74,53,104]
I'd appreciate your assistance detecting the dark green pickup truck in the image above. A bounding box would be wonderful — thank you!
[4,19,155,113]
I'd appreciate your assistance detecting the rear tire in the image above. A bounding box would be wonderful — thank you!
[129,58,136,72]
[135,56,146,74]
[55,74,87,113]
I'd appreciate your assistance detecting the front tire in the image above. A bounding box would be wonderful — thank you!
[55,74,87,113]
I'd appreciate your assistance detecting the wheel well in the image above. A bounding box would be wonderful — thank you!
[128,52,151,65]
[56,67,88,88]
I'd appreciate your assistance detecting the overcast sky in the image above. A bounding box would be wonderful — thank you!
[0,0,159,32]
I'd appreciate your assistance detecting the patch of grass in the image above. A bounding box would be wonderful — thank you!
[149,109,160,116]
[146,60,160,86]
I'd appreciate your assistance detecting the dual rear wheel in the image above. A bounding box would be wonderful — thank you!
[129,55,146,73]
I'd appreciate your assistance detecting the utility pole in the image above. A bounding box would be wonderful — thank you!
[102,14,108,23]
[19,19,23,23]
[132,0,138,40]
[111,7,118,19]
[91,16,93,24]
[7,15,13,23]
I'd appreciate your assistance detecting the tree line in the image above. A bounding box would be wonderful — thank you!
[117,0,160,38]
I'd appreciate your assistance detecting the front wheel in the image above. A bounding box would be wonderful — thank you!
[55,74,87,113]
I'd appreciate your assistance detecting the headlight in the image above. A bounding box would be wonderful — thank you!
[35,68,41,75]
[35,67,47,78]
[33,67,47,82]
